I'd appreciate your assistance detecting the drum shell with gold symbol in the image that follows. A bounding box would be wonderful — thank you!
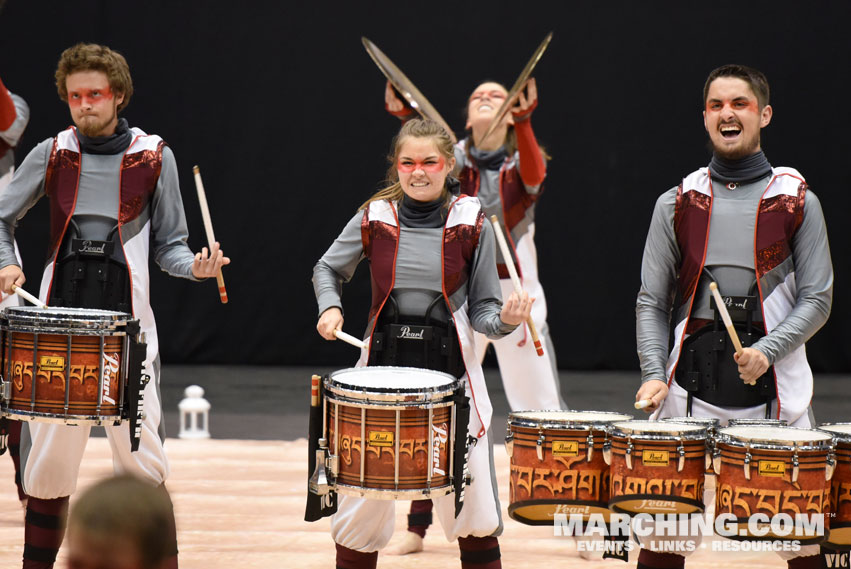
[819,423,851,550]
[506,410,632,525]
[714,425,832,544]
[323,367,460,500]
[607,420,708,515]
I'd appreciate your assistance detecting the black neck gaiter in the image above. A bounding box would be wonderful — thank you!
[708,150,772,184]
[399,194,446,228]
[77,118,133,155]
[470,144,508,171]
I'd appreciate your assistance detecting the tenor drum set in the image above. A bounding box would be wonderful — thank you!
[304,365,851,549]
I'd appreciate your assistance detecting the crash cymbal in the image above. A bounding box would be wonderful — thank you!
[362,37,456,143]
[480,32,553,142]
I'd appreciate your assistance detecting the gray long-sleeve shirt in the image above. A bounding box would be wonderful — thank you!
[313,207,515,339]
[0,134,196,279]
[636,176,833,383]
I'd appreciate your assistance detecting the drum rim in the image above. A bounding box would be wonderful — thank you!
[327,366,460,394]
[1,306,134,332]
[818,422,851,442]
[716,425,833,449]
[508,409,634,430]
[610,420,708,440]
[661,416,721,427]
[726,418,789,426]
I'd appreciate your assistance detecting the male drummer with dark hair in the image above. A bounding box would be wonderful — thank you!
[634,64,832,568]
[0,43,229,569]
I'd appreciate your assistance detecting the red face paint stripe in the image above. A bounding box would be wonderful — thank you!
[397,156,445,173]
[67,86,114,107]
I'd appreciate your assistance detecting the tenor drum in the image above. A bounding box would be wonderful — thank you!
[727,418,788,427]
[0,306,140,425]
[505,410,632,524]
[607,421,708,515]
[714,425,832,543]
[819,423,851,549]
[323,366,461,499]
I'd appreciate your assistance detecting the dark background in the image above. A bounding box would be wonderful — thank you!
[0,1,847,371]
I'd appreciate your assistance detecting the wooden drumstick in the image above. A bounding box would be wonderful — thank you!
[709,282,756,385]
[634,399,652,410]
[333,329,368,350]
[709,282,744,355]
[11,285,47,309]
[489,215,544,357]
[192,165,228,304]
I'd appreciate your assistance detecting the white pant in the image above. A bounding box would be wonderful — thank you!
[20,361,168,498]
[331,428,502,552]
[475,278,564,412]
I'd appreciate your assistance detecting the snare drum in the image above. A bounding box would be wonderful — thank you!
[714,425,832,543]
[0,306,139,425]
[607,420,708,515]
[323,367,461,499]
[819,423,851,549]
[505,410,632,524]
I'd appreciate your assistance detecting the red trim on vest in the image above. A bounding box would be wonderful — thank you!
[43,128,164,311]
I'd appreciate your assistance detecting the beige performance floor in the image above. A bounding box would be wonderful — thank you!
[0,437,794,568]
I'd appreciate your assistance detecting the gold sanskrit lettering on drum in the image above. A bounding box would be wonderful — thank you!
[831,481,851,513]
[510,462,604,500]
[9,360,102,391]
[716,483,828,517]
[339,434,428,466]
[610,473,702,500]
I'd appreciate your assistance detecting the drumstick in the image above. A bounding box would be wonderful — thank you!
[709,282,744,355]
[634,399,652,410]
[192,165,228,304]
[489,215,544,357]
[333,329,368,350]
[11,285,47,309]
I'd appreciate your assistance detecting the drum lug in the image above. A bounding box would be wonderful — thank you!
[536,433,545,462]
[792,449,800,484]
[677,440,685,473]
[826,448,836,482]
[712,447,722,475]
[744,449,752,481]
[705,439,712,472]
[603,439,612,466]
[505,432,514,458]
[586,433,594,462]
[0,381,9,402]
[625,438,634,470]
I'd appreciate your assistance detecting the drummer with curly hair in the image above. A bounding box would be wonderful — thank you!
[0,43,229,569]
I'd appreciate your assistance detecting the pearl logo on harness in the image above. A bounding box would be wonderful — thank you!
[397,325,426,340]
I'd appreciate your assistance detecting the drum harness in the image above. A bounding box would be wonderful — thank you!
[49,219,132,313]
[674,269,776,418]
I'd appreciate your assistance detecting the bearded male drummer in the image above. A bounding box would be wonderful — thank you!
[0,43,229,569]
[634,64,832,569]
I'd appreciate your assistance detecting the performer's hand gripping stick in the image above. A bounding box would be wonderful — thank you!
[192,165,228,304]
[333,329,368,350]
[489,215,544,356]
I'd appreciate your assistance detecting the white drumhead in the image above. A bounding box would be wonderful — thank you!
[330,367,456,390]
[613,420,706,434]
[819,423,851,439]
[721,425,832,443]
[511,410,632,423]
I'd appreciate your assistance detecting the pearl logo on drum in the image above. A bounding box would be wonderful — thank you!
[38,355,65,372]
[758,460,786,477]
[432,422,448,476]
[642,450,670,467]
[102,352,120,405]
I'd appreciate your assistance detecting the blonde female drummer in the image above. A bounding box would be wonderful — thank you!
[313,118,531,569]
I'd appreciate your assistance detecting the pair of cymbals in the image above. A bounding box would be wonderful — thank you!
[362,32,553,143]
